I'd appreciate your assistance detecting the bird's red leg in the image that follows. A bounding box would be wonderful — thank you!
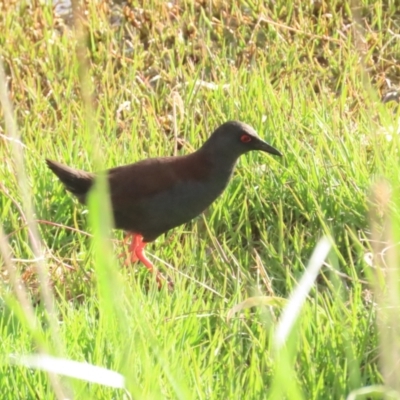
[133,235,155,272]
[133,234,174,289]
[128,234,140,263]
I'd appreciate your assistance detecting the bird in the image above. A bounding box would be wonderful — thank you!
[46,121,282,287]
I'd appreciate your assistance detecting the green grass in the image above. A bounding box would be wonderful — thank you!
[1,0,400,398]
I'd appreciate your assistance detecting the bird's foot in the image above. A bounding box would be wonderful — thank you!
[123,233,174,290]
[154,271,175,291]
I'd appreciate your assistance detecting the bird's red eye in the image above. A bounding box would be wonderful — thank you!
[240,134,252,143]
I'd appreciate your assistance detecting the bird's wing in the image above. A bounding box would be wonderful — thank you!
[107,153,212,209]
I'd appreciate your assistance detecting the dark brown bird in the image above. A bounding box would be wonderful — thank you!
[46,121,282,286]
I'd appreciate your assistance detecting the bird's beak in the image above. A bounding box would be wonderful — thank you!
[256,139,283,156]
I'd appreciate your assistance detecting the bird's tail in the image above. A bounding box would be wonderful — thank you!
[46,159,94,203]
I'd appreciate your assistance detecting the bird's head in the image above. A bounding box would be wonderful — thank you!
[203,120,282,159]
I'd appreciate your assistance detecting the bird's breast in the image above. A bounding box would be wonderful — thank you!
[154,179,225,215]
[138,171,233,234]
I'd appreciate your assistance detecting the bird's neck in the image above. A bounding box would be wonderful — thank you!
[212,156,238,178]
[196,146,239,184]
[199,142,240,174]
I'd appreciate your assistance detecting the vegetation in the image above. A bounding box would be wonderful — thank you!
[1,0,400,398]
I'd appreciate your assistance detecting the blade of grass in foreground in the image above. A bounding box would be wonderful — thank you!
[0,57,70,399]
[274,236,332,349]
[269,236,332,400]
[363,180,400,395]
[10,354,125,389]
